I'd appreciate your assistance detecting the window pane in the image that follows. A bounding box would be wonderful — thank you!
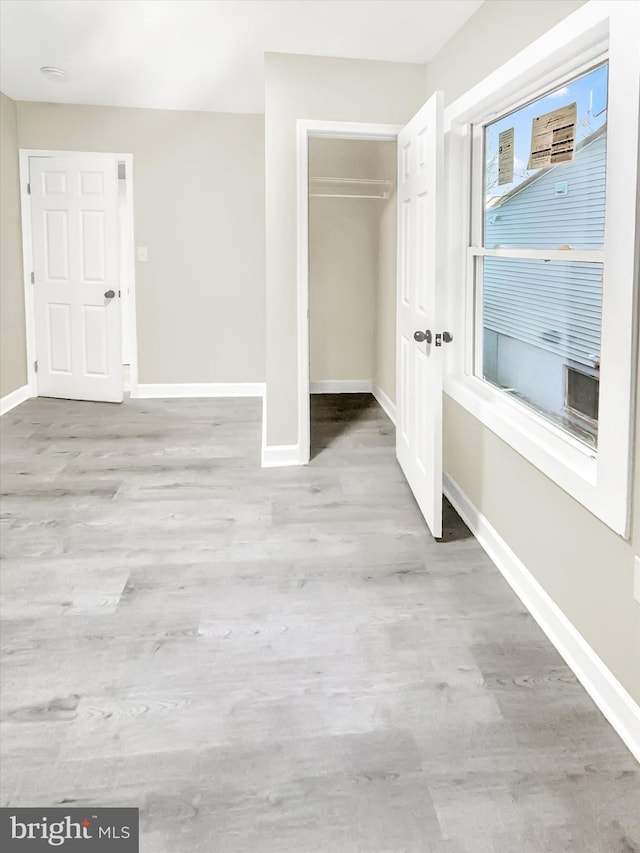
[484,64,608,250]
[480,257,601,448]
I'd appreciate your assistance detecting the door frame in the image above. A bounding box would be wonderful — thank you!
[295,119,402,463]
[18,149,139,399]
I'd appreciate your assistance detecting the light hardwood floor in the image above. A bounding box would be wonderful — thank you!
[1,393,638,852]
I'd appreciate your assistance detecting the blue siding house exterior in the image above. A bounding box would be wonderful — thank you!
[482,127,605,440]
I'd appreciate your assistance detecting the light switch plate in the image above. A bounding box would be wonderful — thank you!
[136,246,148,262]
[634,556,640,604]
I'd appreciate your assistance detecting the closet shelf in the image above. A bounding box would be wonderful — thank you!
[309,176,393,200]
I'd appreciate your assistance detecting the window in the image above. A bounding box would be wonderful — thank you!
[443,3,639,536]
[476,65,606,451]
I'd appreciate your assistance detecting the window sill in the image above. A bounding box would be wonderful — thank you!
[442,371,612,523]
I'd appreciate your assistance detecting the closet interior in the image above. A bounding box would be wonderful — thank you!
[308,137,397,456]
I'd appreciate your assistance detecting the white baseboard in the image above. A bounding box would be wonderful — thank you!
[261,443,305,468]
[1,384,31,416]
[310,379,373,394]
[443,472,640,764]
[372,383,396,424]
[133,382,265,400]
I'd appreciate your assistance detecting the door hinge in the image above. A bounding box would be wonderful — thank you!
[30,272,35,284]
[27,182,31,195]
[34,360,38,373]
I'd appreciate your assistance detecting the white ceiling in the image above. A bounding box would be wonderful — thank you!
[0,0,483,114]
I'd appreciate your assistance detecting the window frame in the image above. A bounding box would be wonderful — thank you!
[442,1,640,537]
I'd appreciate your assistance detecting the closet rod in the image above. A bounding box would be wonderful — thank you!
[309,176,393,186]
[309,192,390,199]
[308,176,393,200]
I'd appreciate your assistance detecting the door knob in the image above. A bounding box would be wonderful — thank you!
[104,290,115,299]
[414,330,432,344]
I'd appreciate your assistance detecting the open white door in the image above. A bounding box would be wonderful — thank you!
[396,92,446,539]
[29,153,123,403]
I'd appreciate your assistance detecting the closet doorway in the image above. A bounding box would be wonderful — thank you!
[296,121,401,462]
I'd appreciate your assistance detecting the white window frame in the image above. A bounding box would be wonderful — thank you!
[443,0,640,538]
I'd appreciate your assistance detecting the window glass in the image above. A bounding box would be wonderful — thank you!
[480,257,601,448]
[483,64,608,250]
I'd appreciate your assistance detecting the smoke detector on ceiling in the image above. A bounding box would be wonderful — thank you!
[40,66,68,82]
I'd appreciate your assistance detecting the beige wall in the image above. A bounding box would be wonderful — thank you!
[308,137,384,182]
[16,102,265,384]
[429,0,640,703]
[374,188,397,403]
[0,92,27,398]
[426,0,586,104]
[309,196,378,382]
[373,139,397,404]
[264,52,426,445]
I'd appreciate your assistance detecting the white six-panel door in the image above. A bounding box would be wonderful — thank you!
[396,92,445,539]
[30,154,123,403]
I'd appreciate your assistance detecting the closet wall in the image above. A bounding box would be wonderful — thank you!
[309,138,397,404]
[374,144,397,405]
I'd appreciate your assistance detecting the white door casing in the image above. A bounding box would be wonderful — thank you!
[30,153,123,403]
[396,92,445,539]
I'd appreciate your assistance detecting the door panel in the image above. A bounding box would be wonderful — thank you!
[80,211,107,282]
[396,92,445,539]
[48,304,72,373]
[44,210,70,280]
[82,305,109,376]
[30,154,122,403]
[400,200,411,306]
[80,171,104,195]
[43,170,67,195]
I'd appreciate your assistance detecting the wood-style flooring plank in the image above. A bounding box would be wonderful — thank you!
[1,393,638,851]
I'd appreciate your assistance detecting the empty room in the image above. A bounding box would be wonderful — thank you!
[1,1,639,850]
